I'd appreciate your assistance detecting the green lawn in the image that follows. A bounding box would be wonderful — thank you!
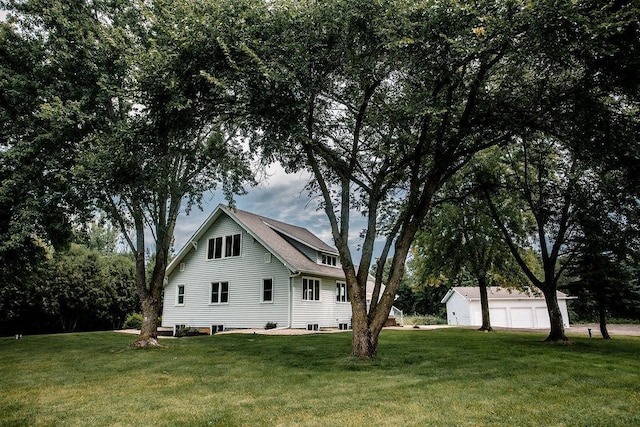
[1,329,638,426]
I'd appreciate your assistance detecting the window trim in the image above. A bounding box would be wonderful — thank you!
[176,285,185,306]
[262,278,274,303]
[320,253,338,266]
[210,281,229,305]
[302,277,321,301]
[207,233,242,260]
[336,281,350,303]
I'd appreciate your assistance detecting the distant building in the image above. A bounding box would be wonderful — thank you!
[441,287,573,329]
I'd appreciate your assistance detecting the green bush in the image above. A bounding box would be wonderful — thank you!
[403,314,447,326]
[122,313,143,330]
[265,322,277,330]
[175,326,201,337]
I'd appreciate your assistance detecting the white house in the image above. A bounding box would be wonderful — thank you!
[162,204,386,334]
[441,287,573,329]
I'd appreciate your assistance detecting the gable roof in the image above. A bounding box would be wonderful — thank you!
[166,204,343,279]
[441,286,573,304]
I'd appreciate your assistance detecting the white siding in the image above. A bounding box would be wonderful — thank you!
[445,293,471,326]
[162,214,292,329]
[286,238,318,262]
[447,293,571,329]
[535,307,551,328]
[290,276,352,329]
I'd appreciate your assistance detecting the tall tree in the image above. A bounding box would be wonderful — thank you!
[481,136,582,341]
[478,0,639,342]
[2,0,253,346]
[244,0,541,358]
[412,161,531,331]
[568,162,640,338]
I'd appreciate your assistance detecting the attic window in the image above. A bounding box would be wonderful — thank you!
[321,254,337,266]
[207,234,241,260]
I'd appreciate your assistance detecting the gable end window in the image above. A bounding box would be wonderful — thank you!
[302,277,320,301]
[225,234,241,257]
[207,236,223,259]
[262,278,273,302]
[336,281,349,303]
[176,285,185,305]
[210,282,229,304]
[207,234,241,260]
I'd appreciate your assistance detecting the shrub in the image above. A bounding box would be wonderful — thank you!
[122,313,143,330]
[175,326,201,337]
[403,314,447,326]
[265,322,277,330]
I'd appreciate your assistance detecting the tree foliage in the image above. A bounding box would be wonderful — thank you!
[411,158,532,330]
[0,241,138,336]
[1,0,638,353]
[2,0,253,345]
[241,0,594,356]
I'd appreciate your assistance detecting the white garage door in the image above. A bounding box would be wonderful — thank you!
[535,307,550,328]
[490,308,508,327]
[511,308,534,328]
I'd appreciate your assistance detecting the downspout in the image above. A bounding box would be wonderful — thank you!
[289,272,301,328]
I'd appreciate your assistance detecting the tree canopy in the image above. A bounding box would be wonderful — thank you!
[1,0,638,353]
[1,0,253,345]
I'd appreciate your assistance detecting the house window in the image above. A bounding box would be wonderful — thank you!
[225,234,241,257]
[321,254,337,266]
[210,282,229,304]
[207,236,223,259]
[302,277,320,301]
[176,285,185,305]
[262,278,273,302]
[336,282,349,303]
[207,234,241,260]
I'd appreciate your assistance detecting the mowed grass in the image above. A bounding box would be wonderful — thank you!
[1,329,639,426]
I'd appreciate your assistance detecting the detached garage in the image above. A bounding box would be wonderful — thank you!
[441,287,573,329]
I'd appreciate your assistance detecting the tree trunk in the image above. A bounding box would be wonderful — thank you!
[133,245,162,347]
[478,275,492,332]
[347,264,378,359]
[598,305,611,340]
[542,287,568,342]
[351,316,376,359]
[136,292,161,347]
